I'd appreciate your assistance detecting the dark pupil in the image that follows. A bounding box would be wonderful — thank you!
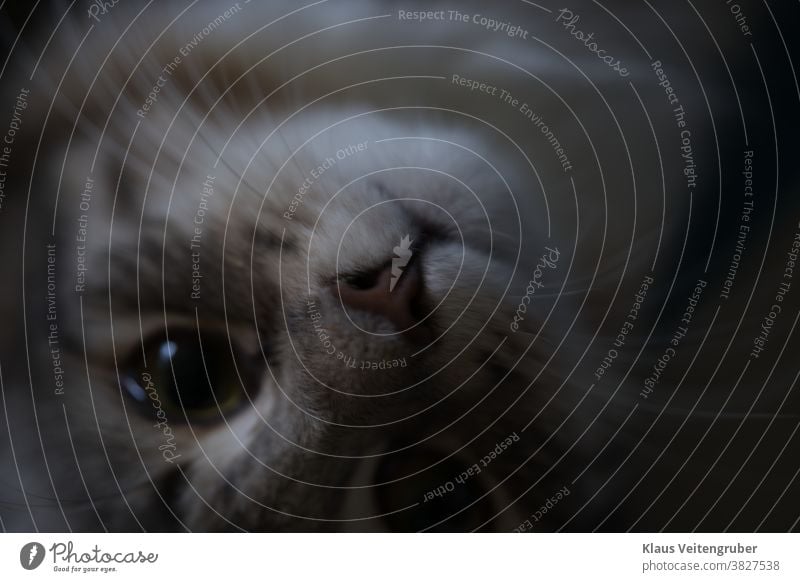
[153,333,232,414]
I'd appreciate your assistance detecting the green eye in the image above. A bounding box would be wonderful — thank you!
[123,330,259,424]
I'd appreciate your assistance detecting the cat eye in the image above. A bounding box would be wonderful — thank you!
[340,264,387,290]
[121,330,260,424]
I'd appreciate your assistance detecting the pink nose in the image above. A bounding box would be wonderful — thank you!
[336,260,423,331]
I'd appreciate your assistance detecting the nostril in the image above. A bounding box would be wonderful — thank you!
[335,259,424,332]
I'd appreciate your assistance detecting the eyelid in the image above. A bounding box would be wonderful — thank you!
[78,313,260,368]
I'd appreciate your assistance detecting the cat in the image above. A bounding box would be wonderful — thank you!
[1,0,799,532]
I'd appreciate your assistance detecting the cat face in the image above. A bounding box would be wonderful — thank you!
[5,0,568,526]
[42,99,554,530]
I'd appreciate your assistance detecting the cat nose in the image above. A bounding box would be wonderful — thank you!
[335,259,423,331]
